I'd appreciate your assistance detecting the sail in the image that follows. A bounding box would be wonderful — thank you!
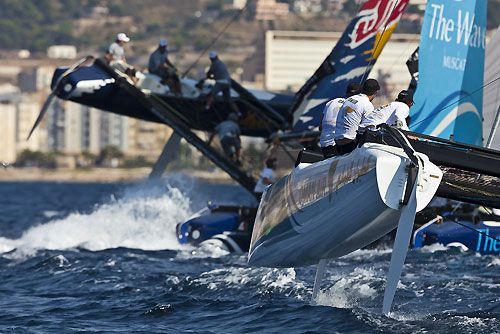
[291,0,410,132]
[483,25,500,150]
[410,0,487,146]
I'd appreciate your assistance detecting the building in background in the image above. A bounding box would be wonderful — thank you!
[294,0,322,13]
[16,99,42,152]
[233,0,247,9]
[18,66,55,93]
[322,0,345,12]
[0,93,44,164]
[411,0,427,10]
[251,0,289,21]
[264,30,419,100]
[0,102,17,164]
[47,45,77,59]
[265,30,342,91]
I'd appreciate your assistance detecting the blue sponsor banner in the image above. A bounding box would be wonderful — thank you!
[410,0,486,145]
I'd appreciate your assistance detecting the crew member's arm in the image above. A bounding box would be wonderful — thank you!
[209,123,221,144]
[262,177,272,185]
[395,117,409,131]
[261,169,274,185]
[206,63,214,79]
[165,57,176,71]
[394,108,410,131]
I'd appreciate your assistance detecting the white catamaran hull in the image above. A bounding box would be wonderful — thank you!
[248,143,442,268]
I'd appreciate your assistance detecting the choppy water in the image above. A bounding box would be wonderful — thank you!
[0,174,499,333]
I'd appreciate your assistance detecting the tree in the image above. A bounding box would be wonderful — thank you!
[96,146,124,167]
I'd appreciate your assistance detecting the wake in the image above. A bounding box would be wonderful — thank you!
[0,176,195,256]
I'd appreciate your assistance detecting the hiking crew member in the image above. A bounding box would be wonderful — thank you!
[253,158,277,202]
[359,90,414,132]
[334,79,380,155]
[148,39,181,94]
[109,33,137,84]
[319,82,361,159]
[208,112,241,164]
[204,52,240,115]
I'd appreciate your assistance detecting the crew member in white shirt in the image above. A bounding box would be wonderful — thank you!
[109,32,138,84]
[359,90,413,132]
[334,78,380,155]
[319,82,361,158]
[254,157,277,201]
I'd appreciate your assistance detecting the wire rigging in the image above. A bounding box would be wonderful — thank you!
[445,216,500,243]
[181,0,253,78]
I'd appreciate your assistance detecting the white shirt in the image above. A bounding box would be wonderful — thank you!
[360,101,410,130]
[109,42,125,60]
[334,93,374,140]
[254,167,275,193]
[320,98,344,147]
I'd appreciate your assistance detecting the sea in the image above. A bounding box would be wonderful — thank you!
[0,173,499,333]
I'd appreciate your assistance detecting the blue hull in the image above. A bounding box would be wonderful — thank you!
[415,219,500,254]
[176,204,256,251]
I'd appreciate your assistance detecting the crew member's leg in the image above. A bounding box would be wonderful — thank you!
[222,84,241,116]
[172,73,182,94]
[206,82,223,110]
[321,145,337,159]
[234,137,241,165]
[220,136,235,159]
[111,61,138,85]
[335,140,357,155]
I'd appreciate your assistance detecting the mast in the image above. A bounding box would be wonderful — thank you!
[486,105,500,148]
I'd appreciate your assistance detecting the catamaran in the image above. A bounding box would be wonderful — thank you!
[248,0,500,315]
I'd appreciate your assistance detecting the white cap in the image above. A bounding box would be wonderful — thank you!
[117,33,130,42]
[159,39,167,47]
[209,51,218,59]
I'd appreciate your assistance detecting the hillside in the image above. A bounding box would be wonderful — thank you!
[2,0,500,81]
[2,0,500,55]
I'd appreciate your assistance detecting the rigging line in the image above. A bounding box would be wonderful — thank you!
[409,75,500,129]
[444,216,500,243]
[360,0,400,84]
[181,0,253,78]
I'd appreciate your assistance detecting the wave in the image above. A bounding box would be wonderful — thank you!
[0,175,196,257]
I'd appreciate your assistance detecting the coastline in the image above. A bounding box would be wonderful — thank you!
[0,167,235,184]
